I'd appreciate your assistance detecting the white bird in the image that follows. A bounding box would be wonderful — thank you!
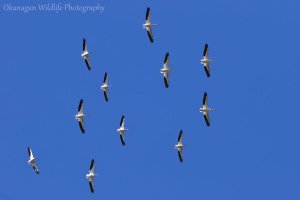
[86,159,97,193]
[27,147,39,174]
[81,38,91,70]
[200,43,213,77]
[117,115,128,145]
[160,52,171,88]
[174,130,184,162]
[75,99,85,133]
[100,72,110,102]
[142,7,157,43]
[199,92,215,127]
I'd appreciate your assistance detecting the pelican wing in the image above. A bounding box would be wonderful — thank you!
[146,7,151,22]
[178,149,183,162]
[203,92,208,106]
[104,91,108,102]
[78,99,84,113]
[163,72,169,88]
[120,115,125,127]
[204,63,210,77]
[103,72,108,84]
[32,164,39,174]
[89,159,95,171]
[89,179,94,193]
[27,147,32,158]
[164,52,169,67]
[146,28,154,43]
[83,38,87,51]
[203,43,208,57]
[204,112,210,127]
[178,130,183,144]
[120,134,126,146]
[84,57,91,71]
[79,121,85,134]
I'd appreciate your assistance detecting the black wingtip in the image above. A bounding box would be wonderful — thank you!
[204,66,210,77]
[164,76,169,88]
[120,115,125,126]
[90,159,94,170]
[204,115,210,127]
[203,43,208,56]
[147,31,154,43]
[89,181,94,193]
[178,130,183,142]
[164,52,169,64]
[104,91,108,102]
[79,122,85,134]
[203,92,207,105]
[85,59,91,70]
[146,7,150,20]
[103,72,107,83]
[178,151,183,163]
[120,135,126,146]
[83,38,86,51]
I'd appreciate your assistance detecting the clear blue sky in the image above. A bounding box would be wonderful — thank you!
[1,0,300,199]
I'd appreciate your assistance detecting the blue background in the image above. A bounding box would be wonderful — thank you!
[1,0,300,199]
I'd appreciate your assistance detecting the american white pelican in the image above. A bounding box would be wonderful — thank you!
[100,72,109,102]
[199,92,215,127]
[81,38,91,70]
[174,130,184,162]
[75,99,85,133]
[117,115,128,145]
[86,159,97,193]
[27,147,39,174]
[143,7,157,43]
[160,52,171,88]
[200,43,213,77]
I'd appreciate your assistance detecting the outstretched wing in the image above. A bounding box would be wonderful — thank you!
[163,72,169,88]
[204,112,210,127]
[89,179,94,193]
[120,134,126,146]
[203,92,208,106]
[178,130,183,144]
[164,52,169,67]
[104,91,108,102]
[103,72,108,84]
[84,57,91,71]
[32,164,39,174]
[78,99,84,113]
[89,159,95,171]
[83,38,87,51]
[178,149,183,162]
[146,28,154,43]
[203,43,208,57]
[120,115,125,127]
[204,63,210,77]
[27,147,32,157]
[79,121,85,134]
[146,7,151,22]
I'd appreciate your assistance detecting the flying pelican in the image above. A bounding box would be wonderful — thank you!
[81,38,91,70]
[100,72,109,102]
[160,52,171,88]
[174,130,184,162]
[86,159,97,193]
[200,43,213,77]
[199,92,215,127]
[143,7,157,43]
[117,115,128,145]
[75,99,85,133]
[27,147,39,174]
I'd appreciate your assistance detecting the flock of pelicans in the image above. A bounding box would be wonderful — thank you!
[26,7,216,194]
